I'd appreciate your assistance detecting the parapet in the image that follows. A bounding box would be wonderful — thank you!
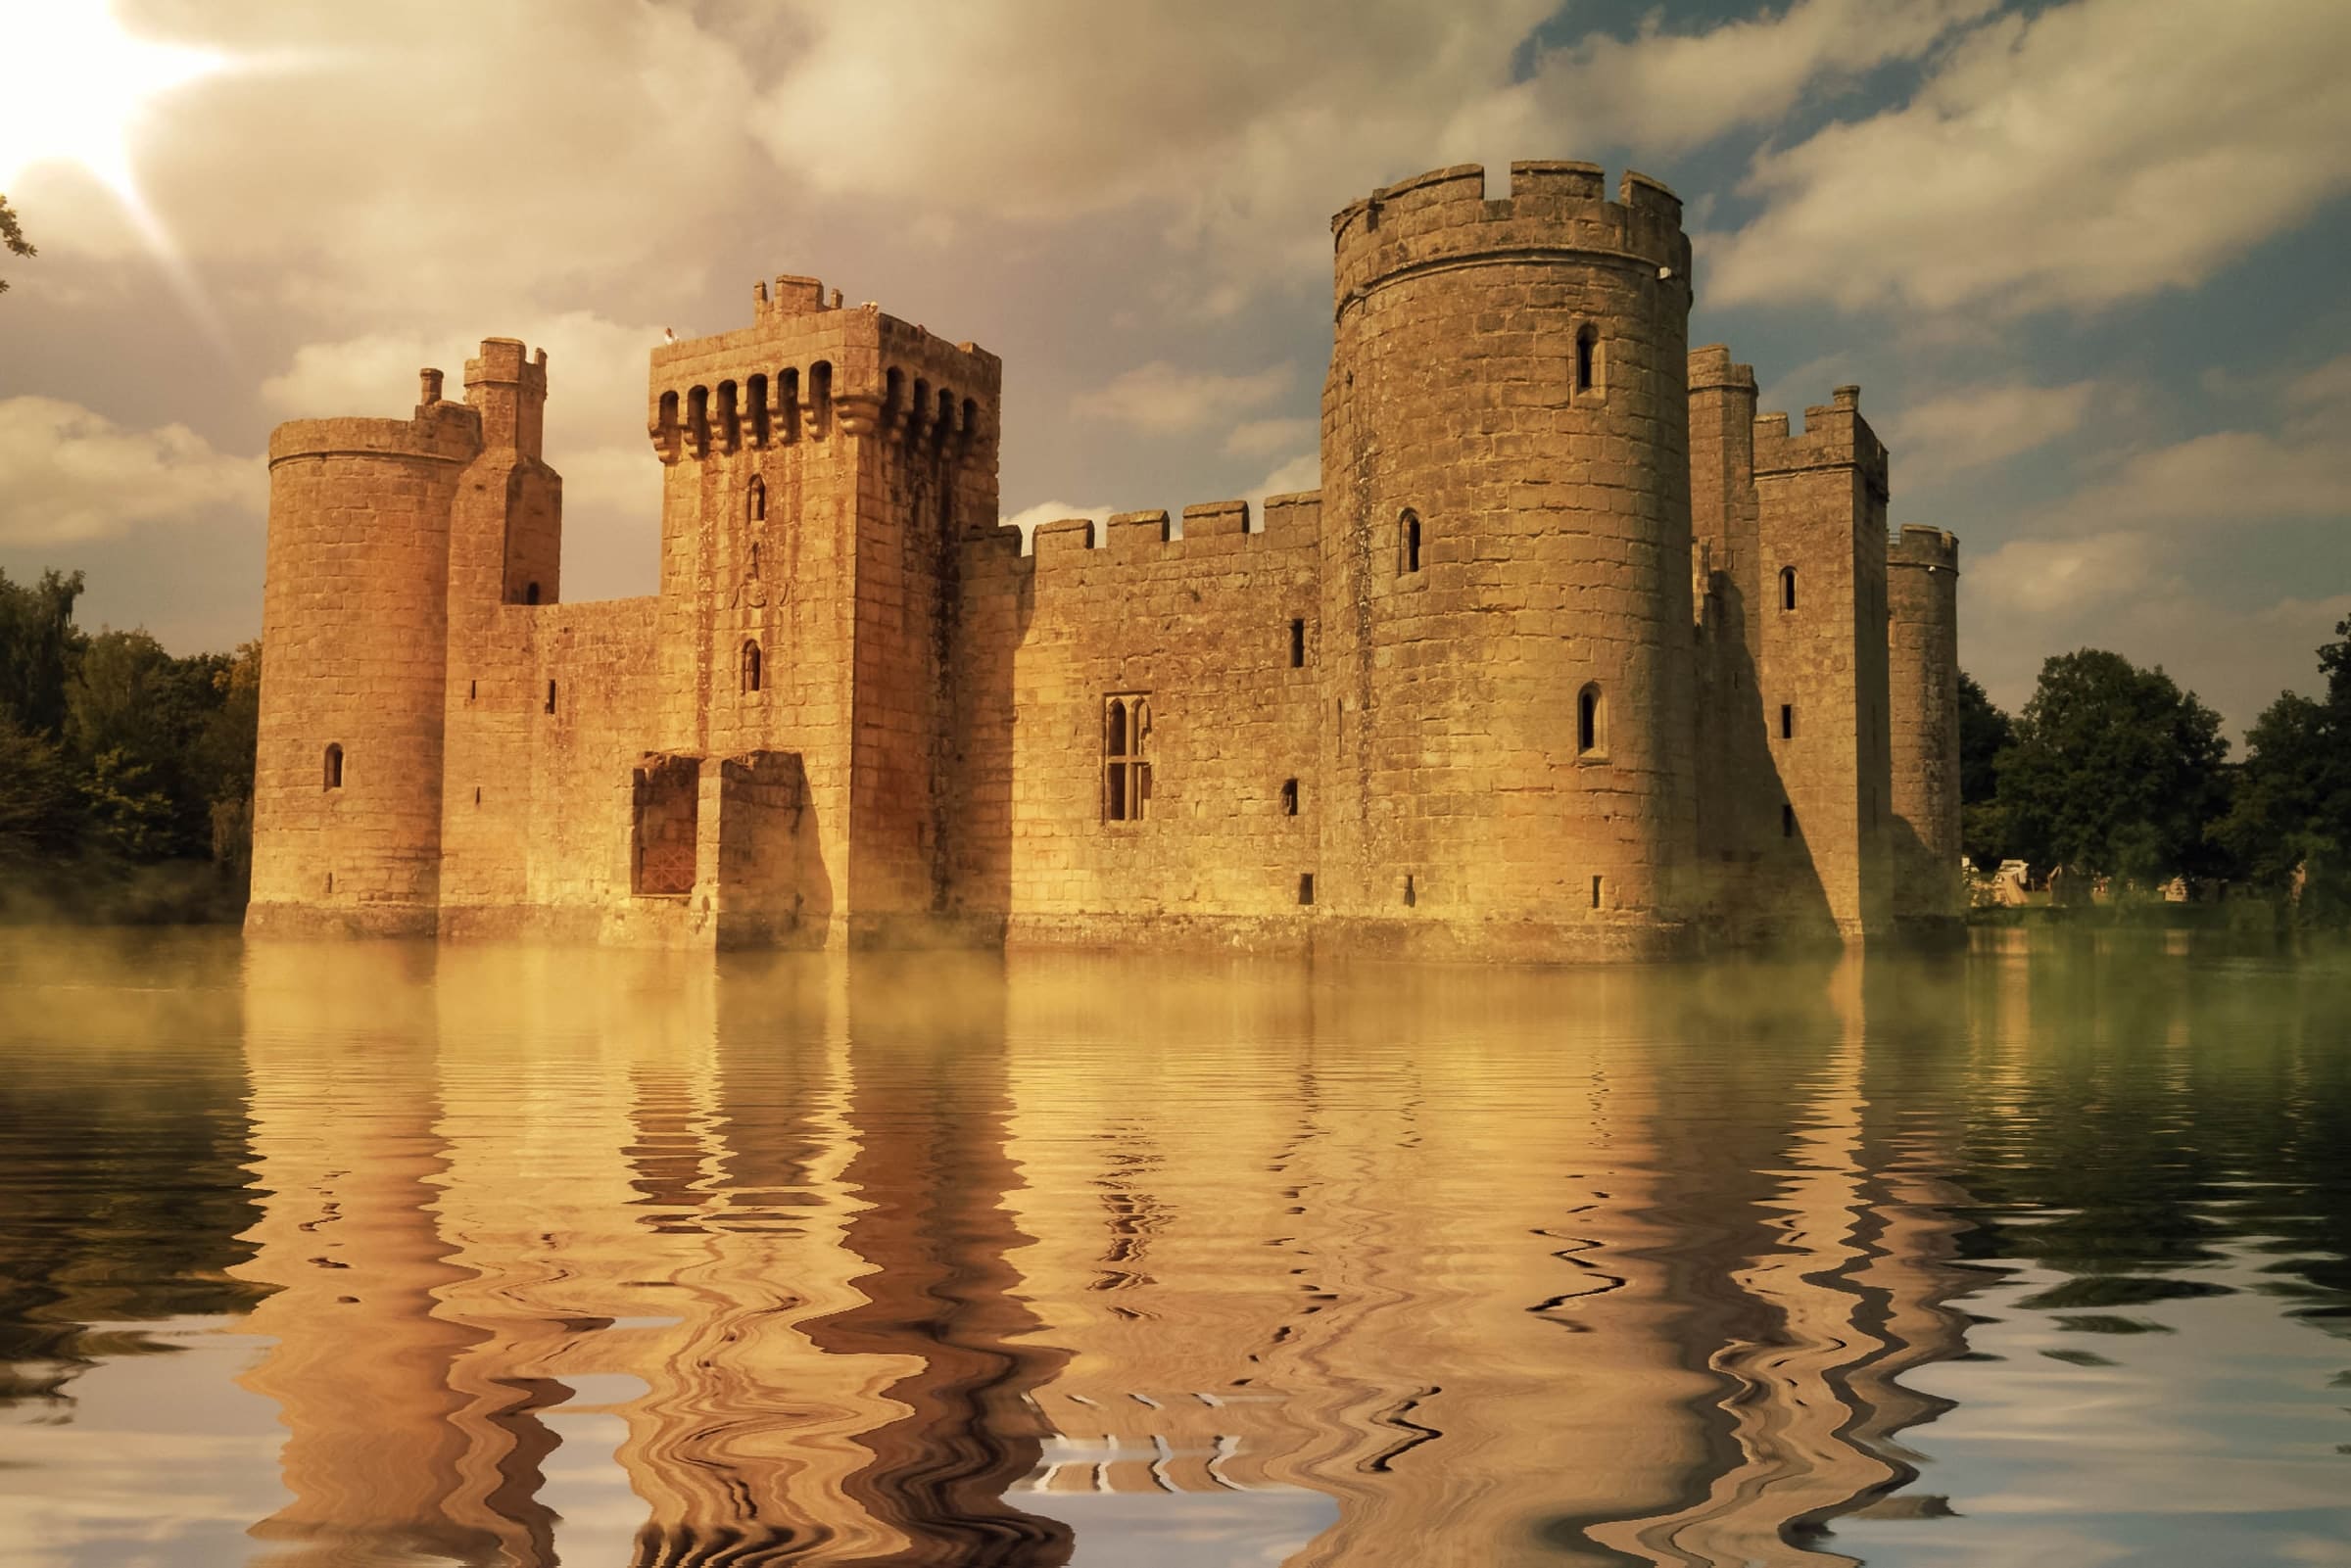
[1688,344,1757,395]
[1752,383,1889,499]
[1331,161,1691,318]
[464,337,548,394]
[267,391,482,470]
[1890,524,1959,572]
[649,275,1001,466]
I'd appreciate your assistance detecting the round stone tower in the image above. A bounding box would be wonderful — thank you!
[247,374,481,934]
[1319,161,1698,954]
[1887,524,1962,927]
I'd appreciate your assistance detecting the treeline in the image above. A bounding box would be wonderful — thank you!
[0,568,257,922]
[1960,620,2351,923]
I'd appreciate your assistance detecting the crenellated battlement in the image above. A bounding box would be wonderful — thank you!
[1890,524,1959,572]
[267,399,482,469]
[1688,343,1757,395]
[1331,161,1691,319]
[648,278,1001,466]
[1752,384,1889,499]
[985,491,1326,574]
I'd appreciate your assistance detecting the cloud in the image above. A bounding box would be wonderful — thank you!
[1079,361,1290,436]
[1455,0,1997,159]
[755,0,1991,304]
[1223,416,1318,458]
[1969,530,2157,619]
[1888,379,2100,486]
[0,397,261,546]
[20,1,761,318]
[1705,0,2351,315]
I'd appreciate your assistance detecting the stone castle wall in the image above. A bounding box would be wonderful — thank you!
[248,160,1963,955]
[952,495,1325,948]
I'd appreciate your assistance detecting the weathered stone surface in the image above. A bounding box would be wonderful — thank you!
[248,164,1962,957]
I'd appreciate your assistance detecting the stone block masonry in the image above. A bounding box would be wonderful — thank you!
[248,162,1961,956]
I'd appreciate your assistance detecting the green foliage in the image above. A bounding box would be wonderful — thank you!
[0,570,259,922]
[2219,618,2351,921]
[0,719,79,865]
[1994,649,2231,882]
[1957,671,2011,805]
[78,747,179,861]
[1957,671,2014,870]
[0,192,30,296]
[0,566,86,736]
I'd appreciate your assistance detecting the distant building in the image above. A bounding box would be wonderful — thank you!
[247,160,1960,958]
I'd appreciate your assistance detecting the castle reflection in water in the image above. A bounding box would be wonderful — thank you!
[200,941,1984,1566]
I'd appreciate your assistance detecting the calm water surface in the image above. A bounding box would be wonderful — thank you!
[1,930,2347,1566]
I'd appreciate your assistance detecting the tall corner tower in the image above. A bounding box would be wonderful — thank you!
[248,374,483,934]
[1319,161,1698,951]
[1888,524,1962,926]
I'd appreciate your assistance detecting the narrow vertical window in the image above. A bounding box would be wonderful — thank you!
[1591,875,1604,910]
[1402,509,1421,575]
[1782,803,1797,838]
[1403,874,1416,907]
[746,475,766,524]
[1104,694,1150,822]
[1281,778,1299,816]
[1780,567,1797,612]
[1298,873,1316,906]
[1575,324,1599,394]
[1780,703,1795,739]
[1577,684,1605,756]
[545,680,556,715]
[322,743,343,790]
[466,680,476,702]
[525,582,541,605]
[1290,617,1307,668]
[743,641,762,694]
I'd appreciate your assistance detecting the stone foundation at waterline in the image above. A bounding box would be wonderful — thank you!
[247,161,1961,957]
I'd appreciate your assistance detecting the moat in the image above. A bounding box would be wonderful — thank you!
[2,931,2346,1566]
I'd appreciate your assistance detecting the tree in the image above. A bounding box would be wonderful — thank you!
[1995,649,2231,883]
[1957,671,2013,871]
[0,718,79,866]
[0,194,31,295]
[0,567,86,736]
[2218,617,2351,914]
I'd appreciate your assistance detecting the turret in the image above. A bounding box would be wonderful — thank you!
[248,389,481,933]
[1319,162,1699,952]
[464,336,547,458]
[1888,525,1962,928]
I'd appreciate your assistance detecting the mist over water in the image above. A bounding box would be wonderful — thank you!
[0,932,2346,1566]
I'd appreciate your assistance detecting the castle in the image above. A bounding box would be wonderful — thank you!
[248,161,1961,959]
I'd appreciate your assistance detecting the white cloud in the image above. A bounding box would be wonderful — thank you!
[1706,0,2351,315]
[0,397,261,546]
[1888,379,2101,486]
[1455,0,1996,160]
[19,1,761,318]
[2050,431,2351,534]
[1223,416,1318,458]
[1969,530,2157,620]
[756,0,1991,304]
[1080,361,1290,436]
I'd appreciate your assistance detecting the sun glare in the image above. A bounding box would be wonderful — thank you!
[0,3,227,196]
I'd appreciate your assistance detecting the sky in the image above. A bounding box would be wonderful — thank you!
[1,0,2348,736]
